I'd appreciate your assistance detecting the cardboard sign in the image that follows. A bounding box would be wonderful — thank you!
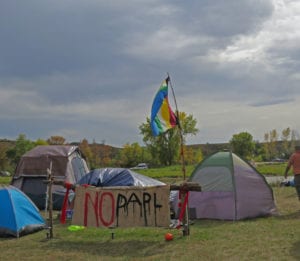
[72,185,170,228]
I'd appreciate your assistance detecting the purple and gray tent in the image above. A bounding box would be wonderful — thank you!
[11,145,89,210]
[171,151,277,220]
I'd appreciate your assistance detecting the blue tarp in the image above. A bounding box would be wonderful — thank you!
[281,178,295,187]
[0,186,45,237]
[77,168,165,187]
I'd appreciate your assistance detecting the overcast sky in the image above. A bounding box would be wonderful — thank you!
[1,0,300,147]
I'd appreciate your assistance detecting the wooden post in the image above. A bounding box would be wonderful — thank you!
[170,182,201,191]
[181,190,189,236]
[47,162,54,239]
[170,182,201,236]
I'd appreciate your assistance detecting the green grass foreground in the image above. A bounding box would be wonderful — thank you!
[0,187,299,260]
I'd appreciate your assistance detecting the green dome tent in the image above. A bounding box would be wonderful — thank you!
[171,151,277,220]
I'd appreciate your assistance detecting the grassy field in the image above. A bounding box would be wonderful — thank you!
[137,162,288,181]
[0,186,299,260]
[0,162,287,185]
[1,163,299,260]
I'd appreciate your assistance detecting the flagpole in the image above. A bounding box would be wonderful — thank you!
[167,73,190,236]
[167,73,186,181]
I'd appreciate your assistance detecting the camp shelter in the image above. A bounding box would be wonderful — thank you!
[11,145,89,210]
[171,151,277,220]
[0,186,45,237]
[77,167,166,187]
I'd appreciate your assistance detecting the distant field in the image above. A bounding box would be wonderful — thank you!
[0,162,287,187]
[138,162,287,180]
[255,162,287,176]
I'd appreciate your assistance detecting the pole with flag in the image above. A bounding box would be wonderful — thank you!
[150,74,190,235]
[150,76,178,137]
[167,75,186,181]
[150,74,186,179]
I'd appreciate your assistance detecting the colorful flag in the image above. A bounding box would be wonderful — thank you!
[150,77,177,136]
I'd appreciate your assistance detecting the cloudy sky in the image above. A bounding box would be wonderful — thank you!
[1,0,300,147]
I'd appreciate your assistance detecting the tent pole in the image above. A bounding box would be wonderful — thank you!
[47,161,54,239]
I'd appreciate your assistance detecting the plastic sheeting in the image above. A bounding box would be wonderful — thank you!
[77,168,165,187]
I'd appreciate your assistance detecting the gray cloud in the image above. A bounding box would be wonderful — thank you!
[0,0,300,146]
[249,98,294,107]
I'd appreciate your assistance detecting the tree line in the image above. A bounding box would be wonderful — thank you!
[230,127,299,161]
[0,114,298,174]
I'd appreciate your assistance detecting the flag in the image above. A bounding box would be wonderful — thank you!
[150,77,177,136]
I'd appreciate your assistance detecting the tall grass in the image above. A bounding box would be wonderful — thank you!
[0,177,11,185]
[256,163,287,176]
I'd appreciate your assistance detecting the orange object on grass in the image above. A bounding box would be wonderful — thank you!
[165,233,174,241]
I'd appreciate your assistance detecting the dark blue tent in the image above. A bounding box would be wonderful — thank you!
[0,186,45,237]
[77,168,165,187]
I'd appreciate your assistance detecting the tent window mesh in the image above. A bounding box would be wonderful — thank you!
[71,155,87,182]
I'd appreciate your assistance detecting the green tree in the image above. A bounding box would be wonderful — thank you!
[0,143,10,171]
[263,132,272,160]
[281,127,291,158]
[180,145,203,165]
[79,139,93,169]
[34,138,49,146]
[290,129,300,155]
[253,141,265,162]
[47,136,66,145]
[90,139,100,169]
[230,132,255,159]
[263,129,279,160]
[139,111,198,166]
[119,142,150,168]
[269,129,278,159]
[6,134,35,167]
[98,144,113,167]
